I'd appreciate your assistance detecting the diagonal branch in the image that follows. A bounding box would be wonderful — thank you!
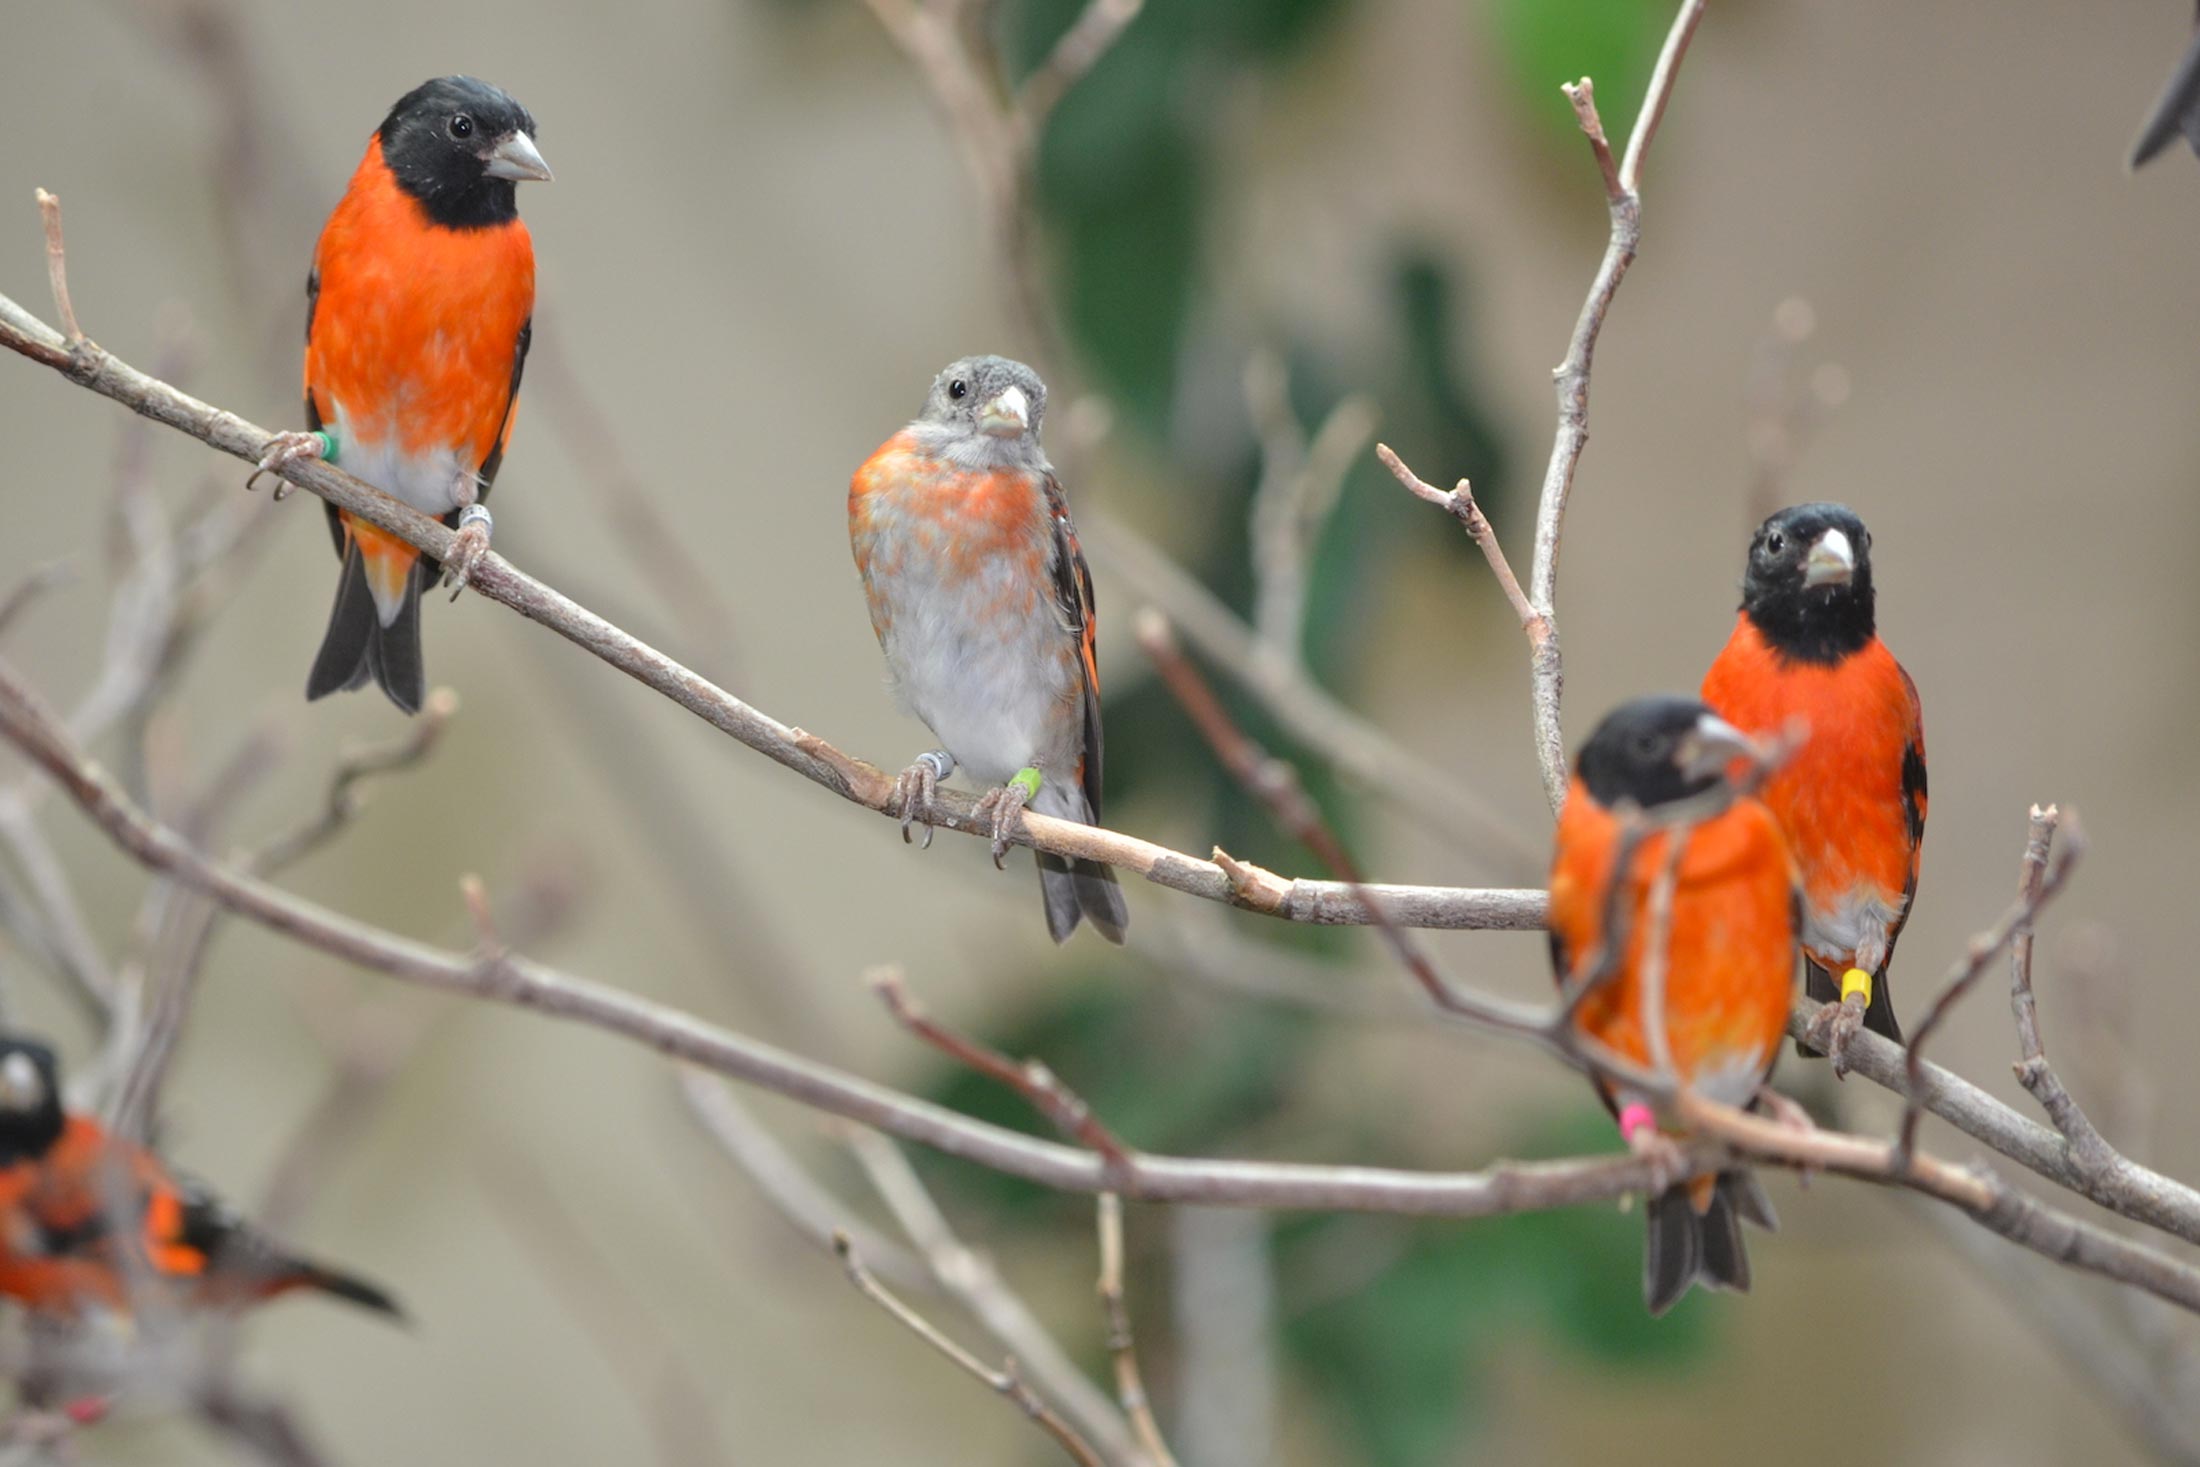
[831,1228,1106,1467]
[0,278,1539,934]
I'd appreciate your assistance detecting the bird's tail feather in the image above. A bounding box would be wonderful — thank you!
[1643,1171,1770,1316]
[1034,785,1127,945]
[307,542,426,714]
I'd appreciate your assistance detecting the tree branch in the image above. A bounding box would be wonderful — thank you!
[830,1228,1107,1467]
[0,280,1538,933]
[1521,0,1708,814]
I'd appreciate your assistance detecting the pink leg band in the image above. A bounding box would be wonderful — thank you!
[1618,1102,1657,1141]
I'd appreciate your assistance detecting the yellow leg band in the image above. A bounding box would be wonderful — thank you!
[1840,967,1873,1007]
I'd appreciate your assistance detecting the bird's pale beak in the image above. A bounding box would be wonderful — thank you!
[0,1053,43,1113]
[1677,713,1759,783]
[977,384,1030,438]
[483,131,554,183]
[1802,527,1855,588]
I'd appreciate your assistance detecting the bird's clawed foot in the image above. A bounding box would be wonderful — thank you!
[443,503,493,601]
[248,430,327,500]
[893,750,955,847]
[1804,988,1869,1079]
[974,766,1042,869]
[1625,1123,1689,1196]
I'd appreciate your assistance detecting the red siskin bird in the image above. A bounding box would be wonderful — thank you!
[256,75,551,714]
[849,355,1128,944]
[0,1037,399,1321]
[1548,697,1799,1315]
[1701,503,1925,1066]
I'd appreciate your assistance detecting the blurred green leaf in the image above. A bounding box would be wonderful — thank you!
[1488,0,1661,148]
[1280,1108,1718,1465]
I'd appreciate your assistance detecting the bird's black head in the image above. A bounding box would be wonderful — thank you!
[0,1037,64,1165]
[1576,696,1757,812]
[1739,502,1876,665]
[378,76,551,230]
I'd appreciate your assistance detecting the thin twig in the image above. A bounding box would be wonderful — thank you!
[1523,0,1710,815]
[0,562,75,644]
[251,690,459,871]
[33,191,82,345]
[1016,0,1145,131]
[871,965,1131,1178]
[1096,1194,1176,1467]
[2009,811,2120,1177]
[831,1229,1107,1467]
[845,1130,1143,1466]
[679,1073,929,1290]
[1083,510,1538,875]
[1894,806,2083,1171]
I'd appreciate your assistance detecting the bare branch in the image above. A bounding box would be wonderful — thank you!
[1894,807,2083,1169]
[1082,511,1538,876]
[679,1073,930,1291]
[845,1131,1144,1466]
[1096,1195,1176,1467]
[831,1229,1108,1467]
[1377,444,1559,800]
[1017,0,1145,131]
[872,965,1131,1179]
[2009,810,2121,1177]
[251,690,459,871]
[1619,0,1710,192]
[1561,79,1621,203]
[0,562,75,644]
[0,286,1538,931]
[1523,0,1710,814]
[32,191,82,346]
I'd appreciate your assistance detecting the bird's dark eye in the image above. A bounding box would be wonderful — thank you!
[449,114,475,140]
[1765,531,1786,555]
[948,379,969,401]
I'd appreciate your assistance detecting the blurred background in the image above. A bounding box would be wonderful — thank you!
[2,0,2198,1461]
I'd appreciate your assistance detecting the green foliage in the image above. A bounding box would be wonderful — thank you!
[1280,1111,1716,1466]
[1488,0,1662,151]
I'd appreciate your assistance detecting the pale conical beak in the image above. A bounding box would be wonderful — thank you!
[0,1052,44,1113]
[483,130,554,183]
[1677,713,1758,783]
[1802,527,1855,588]
[977,384,1030,438]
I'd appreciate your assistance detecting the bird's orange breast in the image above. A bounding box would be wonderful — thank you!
[1550,785,1798,1090]
[305,135,535,472]
[1701,614,1922,914]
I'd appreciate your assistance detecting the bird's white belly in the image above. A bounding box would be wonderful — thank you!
[328,402,475,519]
[878,558,1075,785]
[1804,885,1907,971]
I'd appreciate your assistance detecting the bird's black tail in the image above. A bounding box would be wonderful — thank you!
[273,1258,406,1320]
[1035,786,1127,945]
[307,543,426,714]
[1642,1171,1775,1316]
[2132,28,2200,169]
[1796,958,1902,1057]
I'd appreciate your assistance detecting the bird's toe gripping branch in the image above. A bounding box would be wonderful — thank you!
[444,503,494,601]
[248,429,333,501]
[975,766,1043,869]
[893,749,956,847]
[1805,971,1874,1080]
[1619,1102,1686,1195]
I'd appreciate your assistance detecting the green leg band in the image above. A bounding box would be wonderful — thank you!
[1009,766,1043,803]
[312,430,338,464]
